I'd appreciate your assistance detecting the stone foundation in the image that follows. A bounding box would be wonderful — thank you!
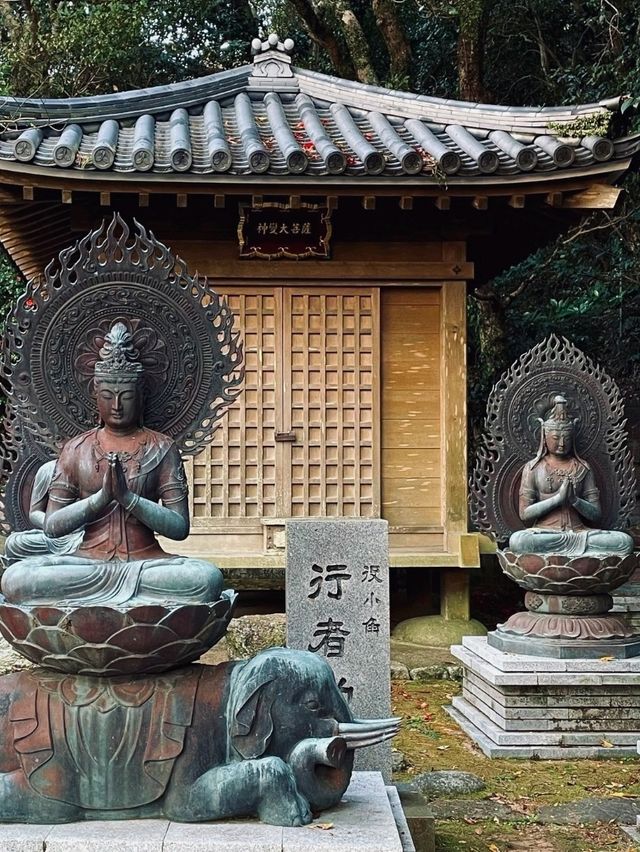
[0,772,413,852]
[447,636,640,759]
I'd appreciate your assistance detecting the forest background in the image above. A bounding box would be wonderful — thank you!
[0,0,638,445]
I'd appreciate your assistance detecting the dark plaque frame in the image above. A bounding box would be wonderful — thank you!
[237,202,331,259]
[470,335,636,543]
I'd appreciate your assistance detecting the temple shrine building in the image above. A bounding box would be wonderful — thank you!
[0,35,638,636]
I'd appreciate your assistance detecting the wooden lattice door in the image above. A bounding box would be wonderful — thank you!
[186,286,379,552]
[283,289,380,518]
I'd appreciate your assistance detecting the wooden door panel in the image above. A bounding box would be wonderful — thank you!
[187,288,282,529]
[285,289,380,519]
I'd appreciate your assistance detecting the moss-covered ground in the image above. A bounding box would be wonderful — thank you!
[392,679,639,851]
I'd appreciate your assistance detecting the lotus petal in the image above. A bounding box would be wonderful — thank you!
[127,604,172,625]
[67,607,128,644]
[27,626,83,655]
[0,605,33,640]
[159,604,211,638]
[108,623,176,654]
[31,606,66,627]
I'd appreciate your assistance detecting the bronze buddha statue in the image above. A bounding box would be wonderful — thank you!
[509,395,634,558]
[1,323,223,607]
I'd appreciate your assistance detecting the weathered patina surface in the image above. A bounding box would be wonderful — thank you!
[0,648,398,824]
[471,336,639,655]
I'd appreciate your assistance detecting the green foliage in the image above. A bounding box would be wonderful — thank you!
[0,248,24,330]
[0,0,258,98]
[468,173,640,443]
[547,110,611,140]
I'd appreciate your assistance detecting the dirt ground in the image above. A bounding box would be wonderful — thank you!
[393,678,640,852]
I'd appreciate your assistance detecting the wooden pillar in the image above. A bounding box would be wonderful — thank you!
[440,242,475,621]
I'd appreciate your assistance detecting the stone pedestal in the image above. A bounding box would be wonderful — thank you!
[286,519,391,779]
[447,636,640,759]
[0,772,413,852]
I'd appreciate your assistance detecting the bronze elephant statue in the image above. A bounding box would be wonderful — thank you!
[0,647,398,825]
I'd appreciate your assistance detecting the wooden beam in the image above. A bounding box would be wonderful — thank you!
[434,195,450,211]
[61,190,72,204]
[561,184,622,210]
[214,194,225,209]
[363,196,376,210]
[22,186,34,201]
[508,194,525,209]
[472,195,488,210]
[138,192,149,207]
[99,191,111,207]
[399,196,413,211]
[546,191,563,207]
[176,193,188,208]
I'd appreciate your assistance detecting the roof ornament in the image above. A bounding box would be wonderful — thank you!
[249,33,297,89]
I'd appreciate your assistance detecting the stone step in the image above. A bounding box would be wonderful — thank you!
[462,685,640,732]
[465,668,640,707]
[0,772,411,852]
[447,696,640,759]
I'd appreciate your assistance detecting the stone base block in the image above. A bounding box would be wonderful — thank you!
[487,629,640,659]
[0,772,413,852]
[447,637,640,759]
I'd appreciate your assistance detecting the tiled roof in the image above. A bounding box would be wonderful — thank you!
[0,34,637,186]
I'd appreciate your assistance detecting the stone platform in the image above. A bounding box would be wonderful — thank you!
[0,772,414,852]
[447,636,640,759]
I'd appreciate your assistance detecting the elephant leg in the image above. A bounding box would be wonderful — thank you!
[0,769,81,823]
[166,757,312,826]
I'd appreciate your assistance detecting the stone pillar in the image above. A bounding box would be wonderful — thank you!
[286,518,392,780]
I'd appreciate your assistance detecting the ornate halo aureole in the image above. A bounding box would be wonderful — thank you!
[470,335,636,543]
[2,214,243,459]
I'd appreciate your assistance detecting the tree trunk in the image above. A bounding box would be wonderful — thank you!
[372,0,411,84]
[335,0,378,84]
[457,0,488,101]
[287,0,357,80]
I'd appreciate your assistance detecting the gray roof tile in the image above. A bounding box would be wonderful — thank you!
[0,38,636,185]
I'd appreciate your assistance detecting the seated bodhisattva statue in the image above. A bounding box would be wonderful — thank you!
[1,322,223,607]
[509,395,634,557]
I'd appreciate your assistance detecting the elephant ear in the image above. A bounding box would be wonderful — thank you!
[230,670,277,759]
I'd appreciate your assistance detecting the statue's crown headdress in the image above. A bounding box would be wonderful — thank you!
[94,322,143,381]
[543,395,575,431]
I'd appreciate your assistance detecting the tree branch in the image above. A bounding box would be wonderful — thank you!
[287,0,357,79]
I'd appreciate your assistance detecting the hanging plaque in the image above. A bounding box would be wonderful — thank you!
[238,202,331,259]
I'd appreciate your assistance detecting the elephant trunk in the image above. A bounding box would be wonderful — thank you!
[287,736,354,811]
[287,717,400,811]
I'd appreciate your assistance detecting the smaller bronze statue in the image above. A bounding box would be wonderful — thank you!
[471,336,639,658]
[2,323,223,608]
[509,395,633,558]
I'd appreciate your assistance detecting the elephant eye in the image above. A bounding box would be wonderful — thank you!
[304,698,321,711]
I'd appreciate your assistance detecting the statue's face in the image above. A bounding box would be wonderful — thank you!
[95,379,139,430]
[544,426,573,457]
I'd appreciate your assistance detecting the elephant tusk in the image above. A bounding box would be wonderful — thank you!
[352,716,402,726]
[340,727,399,743]
[338,719,400,735]
[343,731,398,750]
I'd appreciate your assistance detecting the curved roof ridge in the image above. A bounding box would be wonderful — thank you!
[295,68,620,134]
[0,65,252,126]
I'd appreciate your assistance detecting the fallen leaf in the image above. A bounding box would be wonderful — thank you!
[307,822,334,830]
[488,844,501,852]
[601,739,614,748]
[436,745,450,750]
